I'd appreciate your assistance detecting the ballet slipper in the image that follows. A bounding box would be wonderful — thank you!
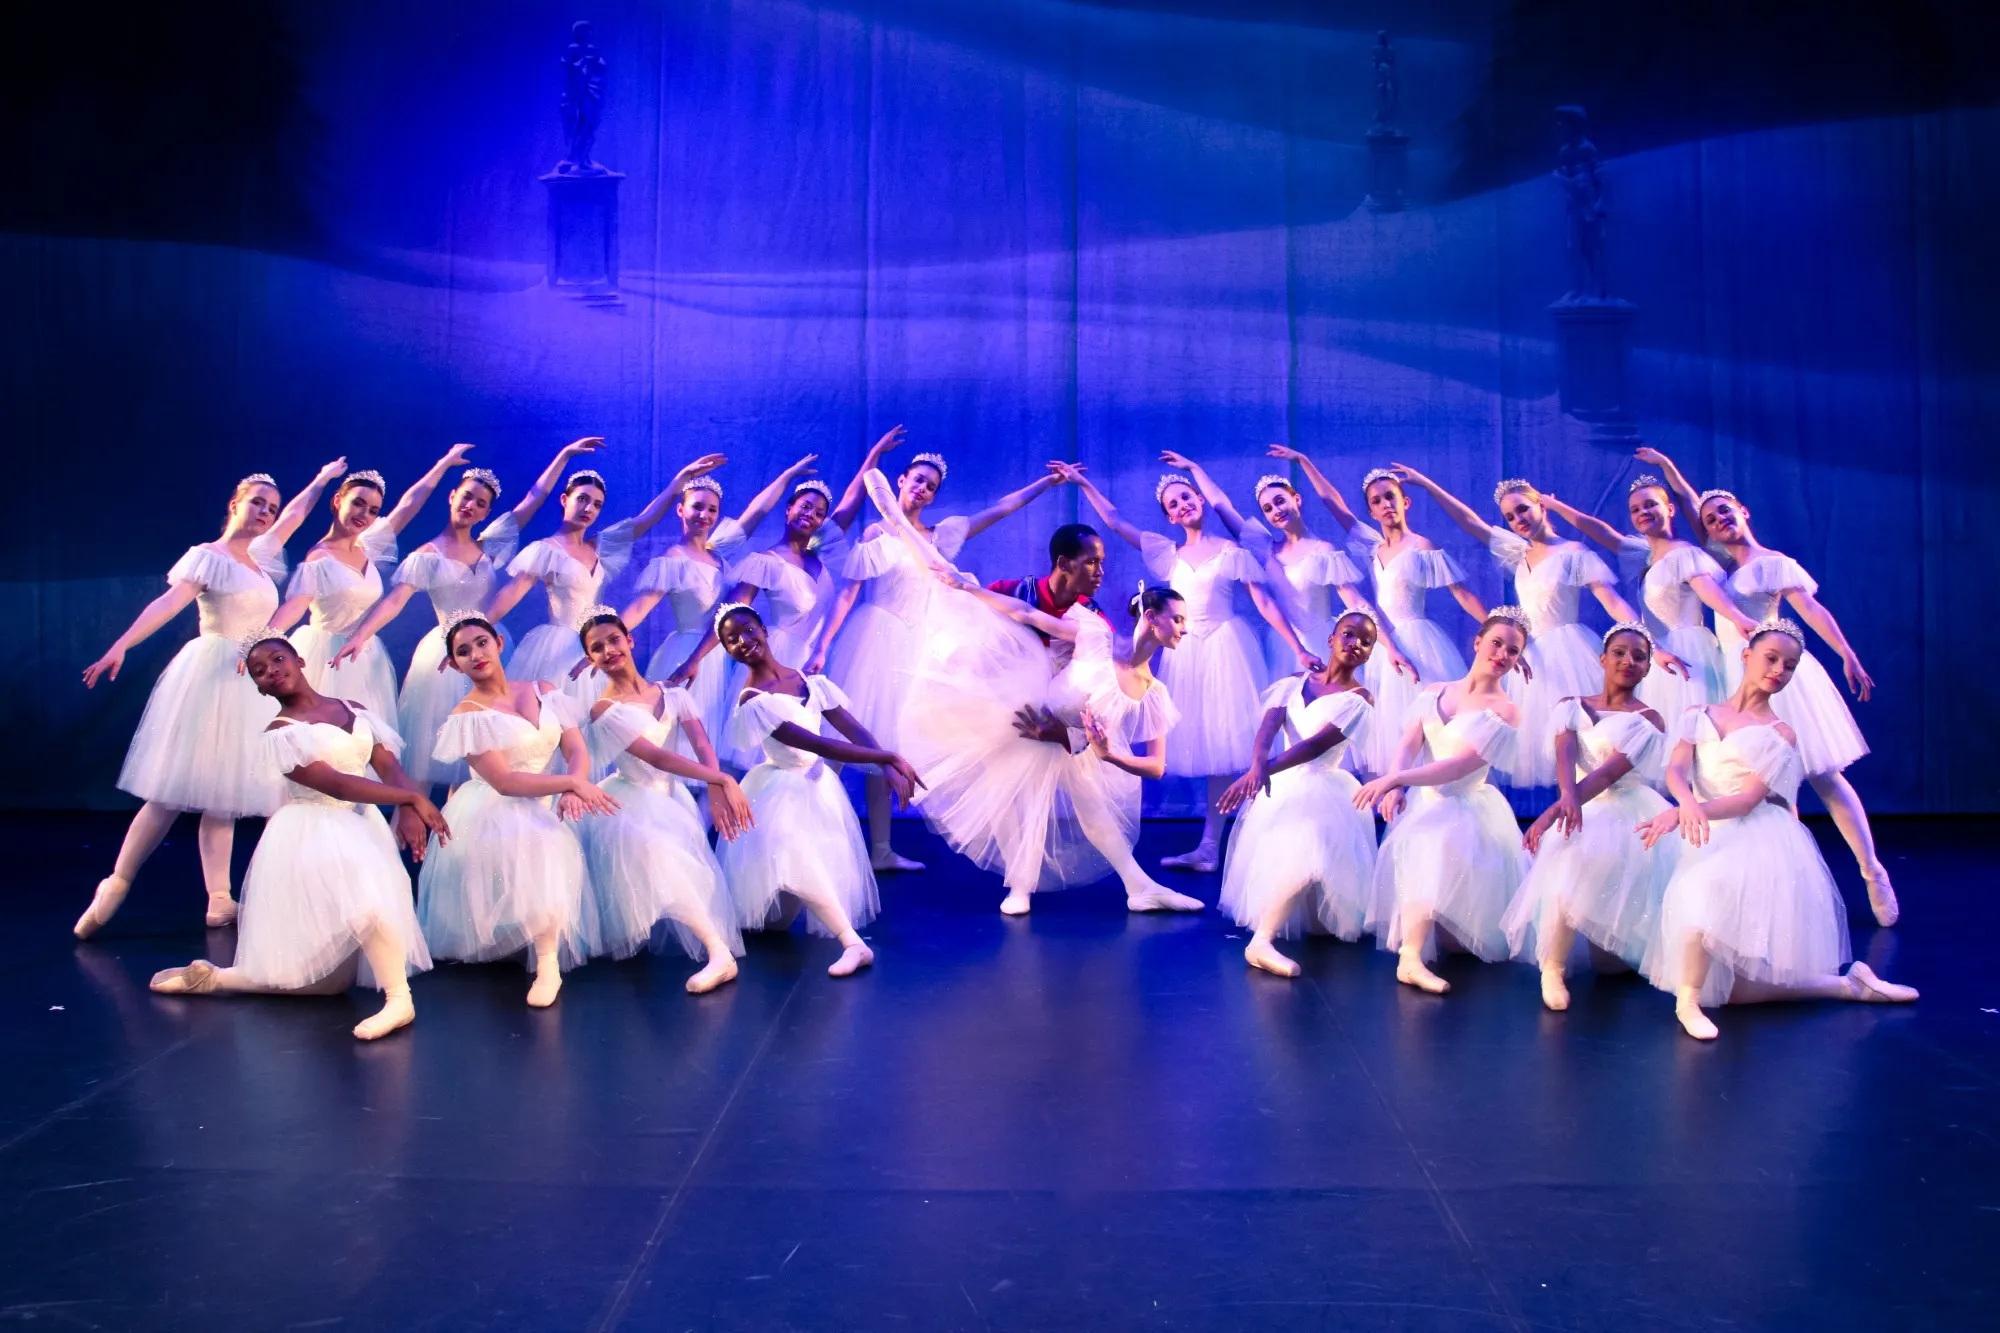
[1675,989,1719,1040]
[1862,863,1900,928]
[1159,842,1218,873]
[1844,962,1918,1004]
[1396,948,1449,994]
[149,960,220,996]
[1126,886,1204,913]
[74,875,131,940]
[353,990,415,1040]
[870,849,926,873]
[685,955,738,994]
[526,968,562,1008]
[1540,965,1571,1012]
[999,892,1032,916]
[1244,937,1300,978]
[204,892,239,929]
[828,940,874,977]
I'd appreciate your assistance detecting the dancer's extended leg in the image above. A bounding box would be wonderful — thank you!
[1073,784,1201,912]
[786,882,873,976]
[867,776,924,873]
[196,813,238,926]
[76,801,179,938]
[1808,771,1897,927]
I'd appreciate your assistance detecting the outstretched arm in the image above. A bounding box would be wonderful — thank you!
[331,582,418,667]
[81,582,201,687]
[1541,493,1626,554]
[1160,450,1248,539]
[268,459,349,545]
[945,572,1076,640]
[1389,464,1490,542]
[830,427,906,532]
[962,469,1063,539]
[1267,445,1360,531]
[628,453,727,541]
[267,590,313,635]
[483,571,539,624]
[1243,580,1322,671]
[1058,464,1145,550]
[1689,573,1756,636]
[1786,588,1874,700]
[803,578,862,675]
[784,708,925,805]
[733,455,821,537]
[507,437,604,530]
[1445,580,1487,623]
[379,444,475,535]
[1634,447,1703,519]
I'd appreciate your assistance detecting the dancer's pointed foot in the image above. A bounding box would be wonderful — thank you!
[828,940,874,977]
[1396,949,1449,994]
[1127,885,1204,913]
[999,892,1032,916]
[1862,862,1900,928]
[354,990,415,1040]
[685,955,738,994]
[1159,843,1218,873]
[870,849,926,873]
[1244,937,1300,978]
[1845,961,1918,1004]
[204,891,239,928]
[526,968,562,1008]
[150,960,219,996]
[74,875,130,940]
[1675,990,1718,1040]
[1540,965,1571,1012]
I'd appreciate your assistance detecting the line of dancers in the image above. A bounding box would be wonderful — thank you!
[75,438,1913,1043]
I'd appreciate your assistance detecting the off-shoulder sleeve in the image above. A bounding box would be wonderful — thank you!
[247,531,289,581]
[1406,548,1466,589]
[726,691,789,751]
[1730,726,1805,806]
[286,556,354,600]
[351,703,405,758]
[594,518,639,581]
[1315,688,1372,744]
[841,531,903,581]
[1453,710,1520,771]
[1731,553,1817,598]
[358,518,399,567]
[536,688,588,732]
[1138,532,1180,582]
[805,674,854,716]
[1124,682,1181,746]
[1258,674,1304,712]
[1545,697,1590,741]
[1293,542,1363,589]
[507,540,570,582]
[1593,711,1665,783]
[707,517,750,564]
[931,515,971,561]
[166,545,260,593]
[1210,544,1267,585]
[431,709,534,764]
[1344,524,1384,565]
[590,699,654,760]
[730,550,817,605]
[1675,705,1720,747]
[1486,526,1529,572]
[635,553,710,596]
[1649,544,1725,590]
[392,549,447,591]
[1402,685,1447,730]
[476,513,521,566]
[658,685,700,722]
[262,722,336,776]
[1548,545,1616,588]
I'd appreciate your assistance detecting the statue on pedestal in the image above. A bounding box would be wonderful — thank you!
[1553,105,1609,302]
[558,20,608,176]
[1371,32,1398,133]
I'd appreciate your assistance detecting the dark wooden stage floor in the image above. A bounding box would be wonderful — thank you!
[2,811,1993,1331]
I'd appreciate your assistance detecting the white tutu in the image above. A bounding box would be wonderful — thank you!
[1357,618,1465,777]
[416,695,590,971]
[397,625,481,787]
[1367,691,1526,962]
[719,676,879,934]
[118,635,282,818]
[232,713,430,990]
[1488,532,1620,788]
[504,622,602,709]
[1622,541,1729,722]
[1637,624,1727,723]
[504,526,640,711]
[1218,683,1376,940]
[707,536,847,769]
[291,623,401,725]
[824,517,971,752]
[1138,533,1270,776]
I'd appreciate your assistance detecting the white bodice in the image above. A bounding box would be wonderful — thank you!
[1411,688,1518,796]
[1045,613,1179,756]
[1139,533,1263,638]
[1724,551,1814,626]
[394,515,519,629]
[168,535,285,638]
[730,675,848,771]
[593,692,698,792]
[510,521,638,630]
[1257,534,1362,638]
[1271,680,1370,776]
[843,516,970,627]
[1554,702,1663,796]
[1618,538,1725,633]
[432,692,579,790]
[635,551,726,633]
[1350,529,1463,626]
[1488,530,1612,636]
[268,717,380,809]
[1683,709,1804,809]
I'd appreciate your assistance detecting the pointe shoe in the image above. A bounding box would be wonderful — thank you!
[1244,938,1300,978]
[1862,862,1900,928]
[1675,991,1719,1040]
[1540,966,1571,1012]
[870,849,926,873]
[685,955,738,994]
[828,941,874,977]
[1159,843,1218,874]
[1396,950,1449,994]
[1845,961,1918,1004]
[204,892,239,928]
[150,960,220,996]
[526,968,562,1008]
[74,875,131,940]
[1126,884,1204,913]
[999,892,1032,916]
[353,991,415,1040]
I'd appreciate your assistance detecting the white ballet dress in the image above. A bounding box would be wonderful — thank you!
[1239,522,1367,681]
[579,691,743,963]
[1487,529,1618,787]
[635,522,743,751]
[286,519,402,725]
[1640,709,1851,1006]
[719,676,879,935]
[1345,528,1470,778]
[1218,681,1376,940]
[825,515,971,750]
[234,707,432,990]
[1615,536,1730,722]
[1139,532,1269,776]
[707,529,848,769]
[504,520,639,705]
[391,514,521,788]
[1715,552,1868,777]
[1500,700,1676,969]
[416,689,590,972]
[1367,688,1527,962]
[116,533,289,819]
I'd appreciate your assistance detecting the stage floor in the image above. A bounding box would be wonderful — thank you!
[1,811,1993,1331]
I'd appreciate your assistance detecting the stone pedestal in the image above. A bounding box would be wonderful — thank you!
[1549,298,1639,440]
[1364,130,1410,212]
[540,169,625,300]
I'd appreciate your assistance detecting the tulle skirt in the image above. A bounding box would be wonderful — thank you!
[117,633,282,818]
[1369,783,1526,963]
[233,802,431,990]
[399,626,478,788]
[1720,627,1867,777]
[507,623,603,708]
[1357,618,1466,777]
[1636,625,1726,723]
[578,777,742,962]
[1502,622,1605,788]
[417,782,588,972]
[719,762,879,936]
[1157,618,1267,776]
[1639,802,1851,1007]
[290,623,400,725]
[646,628,731,755]
[1218,765,1377,940]
[825,602,917,750]
[1501,783,1676,969]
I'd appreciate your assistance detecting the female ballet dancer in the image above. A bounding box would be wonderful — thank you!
[149,633,444,1040]
[618,473,736,753]
[78,460,347,937]
[1063,459,1321,872]
[1356,609,1533,994]
[1388,465,1686,787]
[713,603,921,976]
[332,436,604,791]
[1536,474,1755,723]
[1637,620,1916,1041]
[486,453,724,704]
[1637,448,1898,926]
[1499,623,1676,1011]
[815,437,1064,871]
[272,446,474,723]
[416,613,618,1007]
[1216,610,1380,977]
[575,607,750,993]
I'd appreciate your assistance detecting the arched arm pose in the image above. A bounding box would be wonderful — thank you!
[1266,444,1363,533]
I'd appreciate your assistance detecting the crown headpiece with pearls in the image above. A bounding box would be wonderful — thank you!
[572,603,623,633]
[712,600,758,634]
[1255,473,1295,496]
[683,474,722,498]
[791,478,833,504]
[461,467,502,499]
[1155,472,1194,504]
[341,468,386,491]
[907,452,948,482]
[1628,473,1667,494]
[1336,606,1379,632]
[1492,478,1537,505]
[441,607,492,640]
[1750,616,1806,646]
[1362,467,1399,488]
[238,472,277,489]
[235,625,289,660]
[566,469,607,491]
[1696,487,1739,509]
[1484,604,1534,637]
[1601,619,1655,650]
